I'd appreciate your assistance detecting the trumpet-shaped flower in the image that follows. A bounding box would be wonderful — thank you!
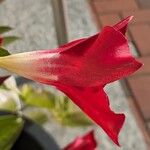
[0,16,142,146]
[63,130,97,150]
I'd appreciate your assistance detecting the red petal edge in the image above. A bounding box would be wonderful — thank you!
[113,16,133,35]
[60,16,133,52]
[63,130,97,150]
[55,83,125,146]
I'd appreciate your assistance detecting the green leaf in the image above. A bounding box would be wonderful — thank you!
[0,47,10,56]
[53,111,93,127]
[3,36,20,46]
[21,84,92,127]
[0,89,22,112]
[21,84,55,110]
[50,95,93,126]
[3,76,20,93]
[23,107,49,125]
[0,98,18,112]
[0,26,12,34]
[0,115,24,150]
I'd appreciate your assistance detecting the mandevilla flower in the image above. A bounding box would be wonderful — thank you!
[0,16,142,145]
[63,130,97,150]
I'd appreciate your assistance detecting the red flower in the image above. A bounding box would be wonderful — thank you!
[0,35,3,46]
[0,16,142,145]
[63,130,97,150]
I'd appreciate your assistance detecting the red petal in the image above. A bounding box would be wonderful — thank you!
[113,16,133,35]
[60,16,133,53]
[56,84,125,146]
[55,26,142,87]
[89,26,142,84]
[61,16,133,52]
[63,130,97,150]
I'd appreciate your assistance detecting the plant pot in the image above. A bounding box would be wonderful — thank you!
[12,119,60,150]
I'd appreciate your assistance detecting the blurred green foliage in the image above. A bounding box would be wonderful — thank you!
[0,26,22,150]
[0,77,92,150]
[0,27,92,149]
[21,84,93,126]
[2,36,20,46]
[0,47,10,56]
[0,115,24,150]
[0,26,12,34]
[0,25,19,47]
[21,84,55,110]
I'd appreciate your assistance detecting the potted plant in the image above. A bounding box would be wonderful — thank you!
[0,26,60,149]
[0,76,61,150]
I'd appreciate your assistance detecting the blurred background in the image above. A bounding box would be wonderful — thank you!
[0,0,149,149]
